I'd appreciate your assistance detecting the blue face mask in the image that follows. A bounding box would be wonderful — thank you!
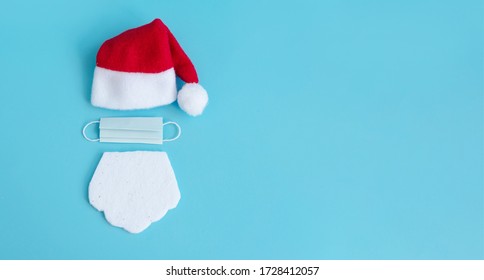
[82,117,181,145]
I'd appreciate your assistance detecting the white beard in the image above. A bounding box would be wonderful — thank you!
[88,151,180,233]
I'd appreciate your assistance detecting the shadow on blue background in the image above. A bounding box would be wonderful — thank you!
[0,0,482,259]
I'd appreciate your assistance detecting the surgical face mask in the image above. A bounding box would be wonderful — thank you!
[82,117,181,144]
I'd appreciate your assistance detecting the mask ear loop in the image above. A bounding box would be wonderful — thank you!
[82,120,100,142]
[162,121,182,142]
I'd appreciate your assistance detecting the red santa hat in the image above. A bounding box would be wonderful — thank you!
[91,19,208,116]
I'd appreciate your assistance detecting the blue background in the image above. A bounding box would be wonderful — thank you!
[0,0,482,259]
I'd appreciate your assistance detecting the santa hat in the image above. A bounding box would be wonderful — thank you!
[91,19,208,116]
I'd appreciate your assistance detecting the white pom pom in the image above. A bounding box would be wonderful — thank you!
[177,83,208,116]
